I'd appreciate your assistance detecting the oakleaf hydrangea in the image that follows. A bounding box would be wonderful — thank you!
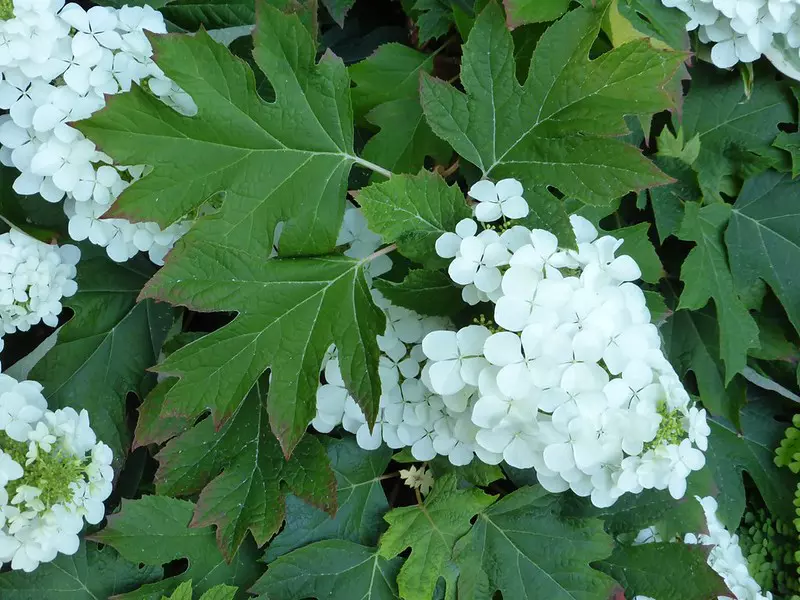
[312,177,709,509]
[0,0,195,264]
[0,373,112,572]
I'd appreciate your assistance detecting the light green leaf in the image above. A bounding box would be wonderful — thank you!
[378,472,496,600]
[91,496,263,599]
[162,581,238,600]
[350,43,436,116]
[265,438,392,561]
[0,541,162,599]
[362,99,452,177]
[677,202,759,386]
[644,291,669,324]
[725,171,800,340]
[358,170,472,266]
[29,254,173,469]
[141,253,384,455]
[252,540,402,600]
[594,543,728,599]
[774,131,800,177]
[615,0,690,51]
[662,292,747,427]
[374,269,463,317]
[421,2,680,206]
[453,486,617,600]
[154,377,335,558]
[680,62,794,201]
[703,397,799,531]
[322,0,355,26]
[503,0,570,27]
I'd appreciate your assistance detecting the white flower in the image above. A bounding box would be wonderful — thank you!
[684,406,710,451]
[422,325,490,395]
[435,218,477,259]
[469,178,530,222]
[448,229,510,293]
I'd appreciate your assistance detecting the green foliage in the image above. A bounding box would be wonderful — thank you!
[776,414,800,473]
[421,2,680,207]
[153,377,336,558]
[0,542,162,599]
[29,253,174,468]
[503,0,569,26]
[594,543,729,599]
[378,473,495,600]
[252,540,403,599]
[91,496,262,598]
[737,505,800,597]
[162,581,238,600]
[453,486,618,599]
[374,269,464,317]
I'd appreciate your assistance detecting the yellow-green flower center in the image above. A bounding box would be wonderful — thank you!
[644,403,685,451]
[0,0,13,21]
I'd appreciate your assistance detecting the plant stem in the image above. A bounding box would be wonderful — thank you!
[362,243,397,263]
[0,214,23,234]
[350,155,393,179]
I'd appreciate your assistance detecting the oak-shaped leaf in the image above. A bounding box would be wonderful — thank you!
[677,202,760,389]
[453,486,618,600]
[0,541,162,600]
[154,377,336,559]
[378,472,496,600]
[91,496,262,599]
[421,1,682,207]
[78,3,392,451]
[251,540,402,600]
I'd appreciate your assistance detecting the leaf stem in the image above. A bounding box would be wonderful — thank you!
[0,214,23,235]
[350,155,393,179]
[362,243,397,263]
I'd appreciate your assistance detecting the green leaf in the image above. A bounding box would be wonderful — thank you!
[141,253,384,455]
[661,298,747,428]
[162,581,238,600]
[517,186,576,249]
[453,486,618,600]
[608,222,663,284]
[91,495,263,599]
[725,171,800,340]
[77,3,354,257]
[251,540,402,600]
[322,0,355,26]
[680,62,794,201]
[28,254,173,468]
[154,378,336,558]
[265,437,392,561]
[677,202,759,386]
[594,543,728,599]
[564,488,706,541]
[350,43,436,117]
[358,171,472,266]
[644,291,669,323]
[421,2,680,206]
[648,156,695,242]
[703,397,799,532]
[378,472,496,600]
[503,0,570,27]
[0,541,162,599]
[159,0,256,29]
[774,131,800,177]
[413,0,463,42]
[134,378,194,448]
[374,269,463,317]
[362,99,452,177]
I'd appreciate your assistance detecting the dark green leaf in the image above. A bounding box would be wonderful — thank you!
[29,255,174,468]
[265,438,392,561]
[453,486,618,600]
[374,269,463,317]
[322,0,355,26]
[594,543,728,599]
[609,222,663,284]
[503,0,570,27]
[91,496,263,599]
[155,379,336,558]
[648,156,695,242]
[0,541,162,600]
[252,541,402,600]
[774,131,800,177]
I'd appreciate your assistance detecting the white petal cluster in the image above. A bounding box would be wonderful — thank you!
[0,373,112,573]
[661,0,800,77]
[0,229,78,334]
[311,184,708,509]
[0,0,195,263]
[635,496,773,600]
[424,198,708,507]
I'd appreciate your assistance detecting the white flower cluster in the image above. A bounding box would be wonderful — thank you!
[635,496,773,600]
[662,0,800,76]
[0,229,78,335]
[312,179,709,508]
[0,373,112,572]
[0,0,194,263]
